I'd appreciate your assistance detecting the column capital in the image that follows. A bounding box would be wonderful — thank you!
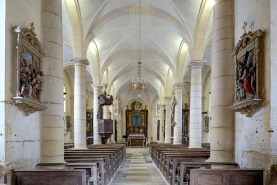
[189,60,206,69]
[71,57,90,67]
[164,96,173,101]
[91,84,103,90]
[173,83,185,89]
[160,104,166,108]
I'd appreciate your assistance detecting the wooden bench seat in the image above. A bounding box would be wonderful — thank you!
[12,169,86,185]
[65,163,97,185]
[190,169,263,185]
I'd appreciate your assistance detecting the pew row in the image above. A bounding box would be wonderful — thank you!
[190,169,263,185]
[12,169,86,185]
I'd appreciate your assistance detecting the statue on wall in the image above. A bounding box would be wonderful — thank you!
[229,30,263,117]
[12,26,47,116]
[204,116,209,133]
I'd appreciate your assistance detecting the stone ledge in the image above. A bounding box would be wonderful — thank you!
[228,99,263,117]
[12,97,47,116]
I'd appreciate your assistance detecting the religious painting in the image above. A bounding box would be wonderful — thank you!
[12,26,46,116]
[229,30,263,117]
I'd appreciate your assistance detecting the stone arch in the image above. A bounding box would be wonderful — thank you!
[110,66,166,89]
[101,47,175,79]
[84,5,192,55]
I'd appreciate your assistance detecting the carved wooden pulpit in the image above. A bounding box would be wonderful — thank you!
[97,89,113,144]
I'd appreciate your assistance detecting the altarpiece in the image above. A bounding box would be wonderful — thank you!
[228,30,263,117]
[12,26,47,115]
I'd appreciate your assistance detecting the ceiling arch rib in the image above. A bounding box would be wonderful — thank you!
[115,81,160,100]
[191,0,214,60]
[64,0,85,57]
[110,67,165,90]
[101,47,175,79]
[109,61,167,88]
[84,5,192,54]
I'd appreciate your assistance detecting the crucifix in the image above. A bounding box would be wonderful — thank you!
[30,22,34,31]
[249,20,255,32]
[242,21,247,34]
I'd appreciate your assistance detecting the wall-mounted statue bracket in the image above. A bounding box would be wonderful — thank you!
[228,30,264,117]
[11,26,47,116]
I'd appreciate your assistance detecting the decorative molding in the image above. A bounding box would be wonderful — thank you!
[228,99,263,117]
[12,97,47,116]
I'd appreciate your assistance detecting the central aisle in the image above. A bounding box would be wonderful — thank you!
[111,147,167,185]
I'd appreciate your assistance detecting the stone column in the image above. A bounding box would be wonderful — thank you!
[40,0,64,163]
[158,105,165,143]
[207,0,234,163]
[164,97,172,143]
[110,105,116,143]
[202,97,205,143]
[72,58,89,149]
[121,108,127,143]
[147,108,152,143]
[69,96,74,143]
[189,61,205,148]
[173,83,184,145]
[91,85,102,145]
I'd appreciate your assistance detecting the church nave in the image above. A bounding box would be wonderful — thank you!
[111,148,167,185]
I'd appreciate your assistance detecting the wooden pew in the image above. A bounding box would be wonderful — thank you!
[64,155,113,179]
[65,163,97,185]
[190,169,263,185]
[12,169,86,185]
[169,158,209,184]
[65,158,106,185]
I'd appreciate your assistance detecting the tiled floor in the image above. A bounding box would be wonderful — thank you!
[111,148,167,185]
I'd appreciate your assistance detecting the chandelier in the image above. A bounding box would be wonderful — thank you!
[132,61,146,89]
[131,0,146,90]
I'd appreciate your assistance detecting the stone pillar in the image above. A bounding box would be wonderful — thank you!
[69,96,74,143]
[72,58,89,149]
[91,85,102,145]
[164,97,172,143]
[158,105,165,143]
[121,108,127,143]
[110,105,116,143]
[40,0,64,163]
[147,108,152,143]
[189,61,205,148]
[173,83,184,145]
[201,97,205,143]
[207,0,234,163]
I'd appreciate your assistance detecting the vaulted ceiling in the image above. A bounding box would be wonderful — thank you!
[62,0,214,105]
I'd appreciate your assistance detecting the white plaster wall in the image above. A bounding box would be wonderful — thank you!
[234,0,277,184]
[3,0,42,184]
[86,93,94,110]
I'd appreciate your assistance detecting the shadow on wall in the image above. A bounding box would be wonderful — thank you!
[0,165,7,184]
[270,165,277,185]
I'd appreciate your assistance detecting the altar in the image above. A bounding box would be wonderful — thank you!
[127,134,147,147]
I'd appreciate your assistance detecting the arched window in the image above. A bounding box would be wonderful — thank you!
[156,99,160,116]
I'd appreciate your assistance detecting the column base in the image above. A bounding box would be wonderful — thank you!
[158,140,164,144]
[36,163,67,170]
[111,141,117,144]
[73,146,88,149]
[173,142,182,145]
